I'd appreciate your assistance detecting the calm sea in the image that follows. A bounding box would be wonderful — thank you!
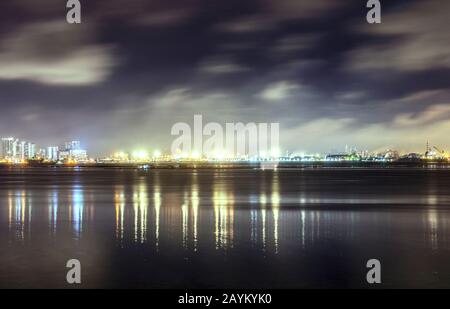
[1,167,450,288]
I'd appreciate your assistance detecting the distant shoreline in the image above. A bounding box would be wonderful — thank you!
[1,160,449,170]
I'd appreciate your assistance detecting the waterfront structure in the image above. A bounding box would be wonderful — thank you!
[70,149,88,162]
[37,148,46,160]
[65,141,81,151]
[1,137,17,160]
[1,137,35,161]
[0,136,448,165]
[47,146,59,161]
[17,141,36,160]
[22,141,36,160]
[61,141,88,162]
[1,137,91,163]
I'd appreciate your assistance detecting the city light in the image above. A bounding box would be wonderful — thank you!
[153,150,162,158]
[113,151,129,162]
[132,150,149,161]
[271,148,280,158]
[213,150,226,160]
[191,150,200,159]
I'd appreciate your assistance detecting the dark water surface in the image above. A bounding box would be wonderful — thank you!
[1,167,450,288]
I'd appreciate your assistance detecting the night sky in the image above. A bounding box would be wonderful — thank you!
[0,0,449,156]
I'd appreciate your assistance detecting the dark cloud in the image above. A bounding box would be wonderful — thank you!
[0,0,449,155]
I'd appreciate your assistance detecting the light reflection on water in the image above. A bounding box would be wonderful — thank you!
[114,185,125,242]
[3,171,448,255]
[2,168,450,287]
[49,189,58,235]
[71,185,84,238]
[7,190,31,242]
[2,170,450,254]
[213,174,235,250]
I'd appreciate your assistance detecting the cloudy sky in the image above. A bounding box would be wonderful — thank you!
[0,0,449,156]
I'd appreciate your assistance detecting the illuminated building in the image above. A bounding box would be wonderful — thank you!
[17,141,36,160]
[1,137,18,160]
[65,141,81,151]
[132,150,149,162]
[113,151,129,162]
[70,149,88,162]
[383,149,400,161]
[47,146,59,161]
[37,148,46,160]
[25,142,36,159]
[62,141,88,162]
[1,138,35,161]
[17,141,26,161]
[59,151,70,161]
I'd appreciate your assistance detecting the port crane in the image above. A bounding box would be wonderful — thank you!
[433,146,449,159]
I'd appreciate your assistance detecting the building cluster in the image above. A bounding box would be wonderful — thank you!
[1,137,36,163]
[57,141,88,162]
[321,144,448,162]
[0,137,88,163]
[323,149,401,162]
[100,143,449,164]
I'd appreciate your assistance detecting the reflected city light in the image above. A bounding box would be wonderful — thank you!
[271,172,280,254]
[8,191,13,231]
[213,176,235,250]
[259,183,268,251]
[426,179,439,251]
[115,185,125,242]
[182,199,188,249]
[191,175,199,251]
[49,189,58,235]
[7,190,31,242]
[133,182,148,243]
[2,168,450,290]
[153,174,161,250]
[251,209,258,246]
[71,186,84,238]
[301,210,306,249]
[427,207,439,251]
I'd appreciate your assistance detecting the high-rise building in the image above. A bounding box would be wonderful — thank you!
[65,141,81,151]
[1,137,18,160]
[17,141,36,160]
[28,143,36,159]
[2,138,37,161]
[18,141,26,161]
[63,140,87,162]
[70,149,88,162]
[47,146,59,161]
[37,148,46,160]
[59,151,70,161]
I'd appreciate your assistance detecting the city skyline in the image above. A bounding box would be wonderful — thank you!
[0,130,447,159]
[1,136,88,162]
[1,133,447,163]
[0,0,449,155]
